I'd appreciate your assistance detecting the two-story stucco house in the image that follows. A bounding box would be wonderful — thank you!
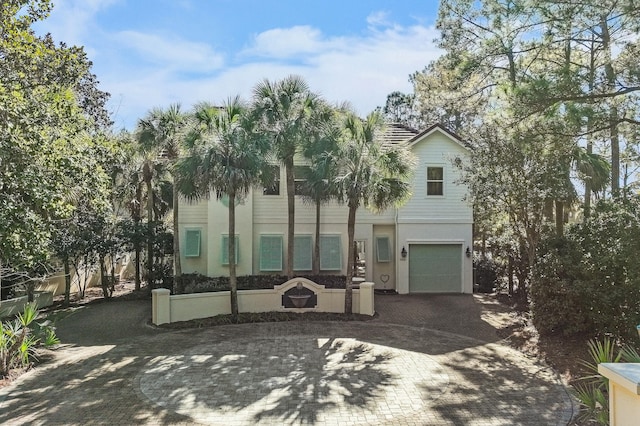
[177,123,473,294]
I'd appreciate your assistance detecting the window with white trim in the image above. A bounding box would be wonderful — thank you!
[184,229,201,258]
[260,235,283,271]
[375,236,391,262]
[294,165,311,195]
[427,166,444,196]
[263,165,280,195]
[320,235,342,271]
[221,235,239,265]
[293,235,313,271]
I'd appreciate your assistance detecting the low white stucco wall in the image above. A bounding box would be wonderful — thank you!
[599,363,640,426]
[152,278,375,325]
[0,291,54,318]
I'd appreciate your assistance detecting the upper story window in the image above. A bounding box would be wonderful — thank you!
[427,166,444,196]
[294,165,310,195]
[263,165,280,195]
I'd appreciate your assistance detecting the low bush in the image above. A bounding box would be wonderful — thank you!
[1,303,59,379]
[473,256,499,293]
[175,273,347,294]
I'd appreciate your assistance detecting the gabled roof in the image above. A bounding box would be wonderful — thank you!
[406,123,468,150]
[377,123,419,147]
[377,122,468,151]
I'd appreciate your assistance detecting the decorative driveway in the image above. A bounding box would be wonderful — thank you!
[0,296,575,425]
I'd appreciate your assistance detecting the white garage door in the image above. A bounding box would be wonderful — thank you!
[409,244,462,293]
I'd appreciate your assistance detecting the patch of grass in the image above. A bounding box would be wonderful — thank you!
[159,311,375,329]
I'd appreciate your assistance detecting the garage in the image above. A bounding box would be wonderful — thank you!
[409,244,462,293]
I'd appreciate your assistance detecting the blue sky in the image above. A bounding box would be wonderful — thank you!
[34,1,443,131]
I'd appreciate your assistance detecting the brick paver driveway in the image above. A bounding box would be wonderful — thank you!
[0,295,575,425]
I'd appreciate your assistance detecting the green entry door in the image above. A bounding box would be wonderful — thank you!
[409,244,462,293]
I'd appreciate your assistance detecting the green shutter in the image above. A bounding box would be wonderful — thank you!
[260,235,283,271]
[184,230,201,257]
[320,235,342,271]
[294,235,312,271]
[221,235,239,265]
[376,236,391,262]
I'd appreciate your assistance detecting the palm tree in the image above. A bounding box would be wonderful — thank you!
[299,106,343,274]
[176,97,268,319]
[137,105,188,287]
[337,111,415,313]
[553,144,610,235]
[252,75,321,278]
[114,151,144,289]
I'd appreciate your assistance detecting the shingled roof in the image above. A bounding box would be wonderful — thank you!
[377,122,419,147]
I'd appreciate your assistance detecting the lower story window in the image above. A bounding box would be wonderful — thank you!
[320,235,342,271]
[221,235,239,265]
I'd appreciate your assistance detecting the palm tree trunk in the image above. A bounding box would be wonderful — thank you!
[285,159,295,278]
[134,185,142,291]
[313,199,320,275]
[146,179,154,287]
[173,185,181,287]
[228,191,238,320]
[344,204,357,314]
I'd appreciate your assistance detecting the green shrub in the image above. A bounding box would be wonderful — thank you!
[573,337,640,424]
[531,236,593,335]
[175,273,347,294]
[531,196,640,342]
[473,256,499,293]
[1,303,60,378]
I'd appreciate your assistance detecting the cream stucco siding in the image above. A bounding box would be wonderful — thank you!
[399,131,471,223]
[177,124,473,294]
[179,198,208,223]
[395,223,473,294]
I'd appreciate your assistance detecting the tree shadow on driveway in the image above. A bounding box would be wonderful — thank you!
[0,325,399,425]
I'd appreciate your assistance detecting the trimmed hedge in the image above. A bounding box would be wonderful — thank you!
[175,273,347,295]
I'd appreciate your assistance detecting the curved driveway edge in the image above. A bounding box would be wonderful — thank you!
[0,295,574,425]
[1,306,575,425]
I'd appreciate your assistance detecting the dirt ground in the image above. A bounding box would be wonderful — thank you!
[493,294,592,386]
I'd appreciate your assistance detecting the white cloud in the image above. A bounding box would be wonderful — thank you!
[107,22,442,130]
[112,31,225,72]
[34,0,119,46]
[367,11,392,27]
[245,26,326,58]
[36,3,443,130]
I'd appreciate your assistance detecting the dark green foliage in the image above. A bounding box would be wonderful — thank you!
[175,274,347,294]
[531,236,594,335]
[531,197,640,342]
[473,257,499,293]
[0,303,59,378]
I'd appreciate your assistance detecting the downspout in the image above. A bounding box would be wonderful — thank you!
[395,206,400,294]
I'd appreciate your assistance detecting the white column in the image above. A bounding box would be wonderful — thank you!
[152,288,171,325]
[358,282,375,316]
